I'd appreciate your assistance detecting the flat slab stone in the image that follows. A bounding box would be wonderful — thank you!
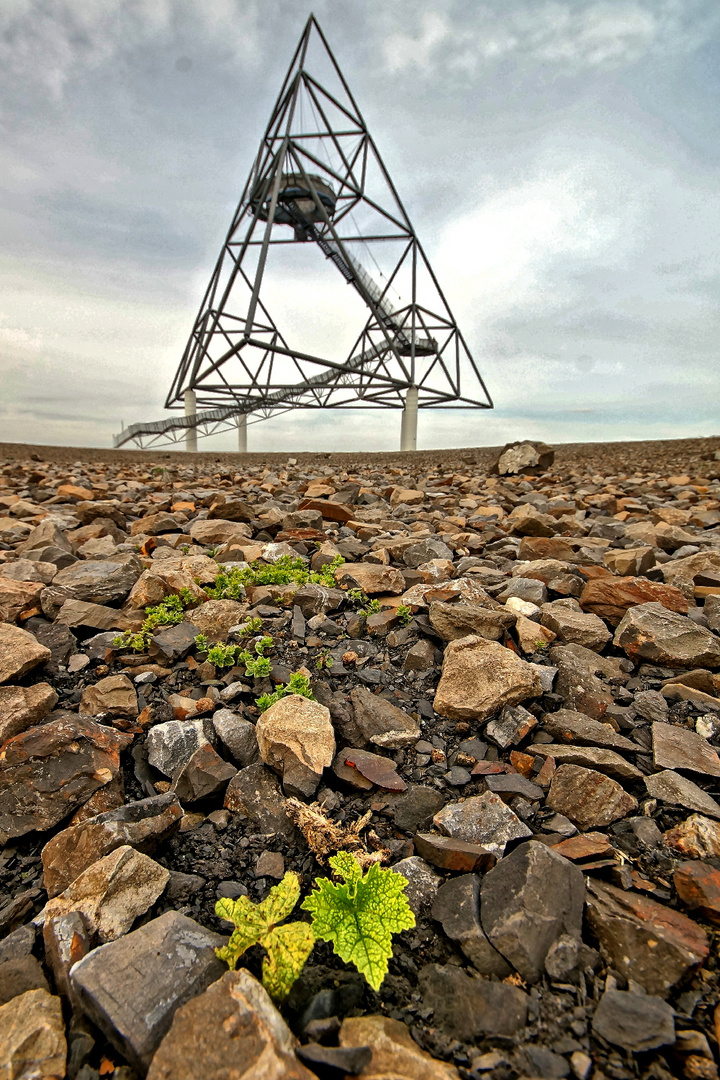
[645,770,720,819]
[433,791,532,857]
[0,624,51,684]
[70,910,225,1073]
[0,715,132,840]
[419,963,528,1039]
[652,722,720,777]
[592,989,675,1052]
[339,1014,460,1080]
[585,879,709,996]
[546,764,638,829]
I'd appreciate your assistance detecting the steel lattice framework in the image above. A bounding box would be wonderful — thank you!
[114,16,492,449]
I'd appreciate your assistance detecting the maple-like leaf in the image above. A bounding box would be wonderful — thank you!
[215,872,314,1001]
[301,850,415,991]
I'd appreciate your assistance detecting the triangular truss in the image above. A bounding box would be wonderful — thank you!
[114,16,491,449]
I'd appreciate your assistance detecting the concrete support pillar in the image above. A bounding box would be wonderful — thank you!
[237,413,247,453]
[184,389,198,453]
[400,385,418,451]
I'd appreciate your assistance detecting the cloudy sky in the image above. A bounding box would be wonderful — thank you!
[1,0,719,453]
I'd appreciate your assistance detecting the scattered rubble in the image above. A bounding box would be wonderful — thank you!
[1,435,720,1077]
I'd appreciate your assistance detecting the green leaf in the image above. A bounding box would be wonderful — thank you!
[301,852,415,991]
[261,922,315,1002]
[214,872,313,999]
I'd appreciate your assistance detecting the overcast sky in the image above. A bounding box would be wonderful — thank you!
[1,0,719,453]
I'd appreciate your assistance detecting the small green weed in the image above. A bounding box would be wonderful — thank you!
[257,671,315,712]
[206,554,345,601]
[301,851,415,990]
[396,604,413,626]
[215,872,314,1002]
[113,591,195,653]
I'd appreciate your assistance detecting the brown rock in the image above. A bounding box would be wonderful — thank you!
[663,815,720,859]
[0,955,49,1006]
[188,518,252,546]
[45,845,170,943]
[189,599,247,642]
[128,566,208,608]
[0,683,58,745]
[546,764,638,828]
[493,440,554,476]
[646,771,720,818]
[0,624,50,684]
[674,862,720,925]
[0,988,66,1080]
[256,695,335,793]
[342,748,406,791]
[518,536,577,562]
[172,744,237,803]
[413,832,495,874]
[298,497,354,523]
[43,908,91,1005]
[540,600,611,652]
[614,602,720,668]
[147,969,315,1080]
[41,791,183,897]
[335,562,405,595]
[541,708,637,751]
[428,601,515,642]
[585,878,709,995]
[79,673,138,718]
[580,576,688,625]
[532,744,641,781]
[339,1014,459,1079]
[550,643,620,719]
[0,578,44,623]
[0,715,132,839]
[652,722,720,777]
[55,598,130,631]
[662,551,720,600]
[433,636,542,722]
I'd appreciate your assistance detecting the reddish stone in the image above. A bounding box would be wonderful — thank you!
[579,576,688,625]
[551,833,615,861]
[674,862,720,925]
[586,879,709,996]
[413,832,496,873]
[342,749,406,792]
[470,761,513,776]
[275,529,328,542]
[518,537,576,562]
[298,498,354,524]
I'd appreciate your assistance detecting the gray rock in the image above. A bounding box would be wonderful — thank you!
[385,784,446,832]
[645,770,720,818]
[172,745,236,803]
[53,555,141,605]
[485,703,537,749]
[632,689,669,723]
[496,577,549,606]
[403,538,454,567]
[223,763,295,836]
[419,963,528,1038]
[149,621,201,663]
[432,875,512,977]
[350,684,420,750]
[212,709,259,765]
[433,791,532,857]
[592,989,675,1052]
[0,955,50,1005]
[540,600,611,652]
[549,643,619,719]
[70,910,225,1073]
[480,841,585,983]
[532,744,641,782]
[614,602,720,668]
[392,857,442,915]
[146,719,209,778]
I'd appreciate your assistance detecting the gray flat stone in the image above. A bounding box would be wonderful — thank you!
[70,910,225,1073]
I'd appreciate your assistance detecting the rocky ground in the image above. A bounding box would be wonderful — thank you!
[2,434,720,1080]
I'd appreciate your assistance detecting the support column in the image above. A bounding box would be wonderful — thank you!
[400,385,418,451]
[237,413,247,453]
[184,389,197,453]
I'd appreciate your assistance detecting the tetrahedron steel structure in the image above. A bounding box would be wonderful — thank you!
[114,16,492,449]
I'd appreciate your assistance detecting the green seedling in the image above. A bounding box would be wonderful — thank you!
[315,651,332,671]
[237,616,263,637]
[206,554,345,601]
[113,590,195,653]
[257,671,315,712]
[396,604,413,626]
[301,850,415,991]
[215,872,314,1002]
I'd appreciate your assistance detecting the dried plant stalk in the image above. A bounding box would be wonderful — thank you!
[285,798,388,868]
